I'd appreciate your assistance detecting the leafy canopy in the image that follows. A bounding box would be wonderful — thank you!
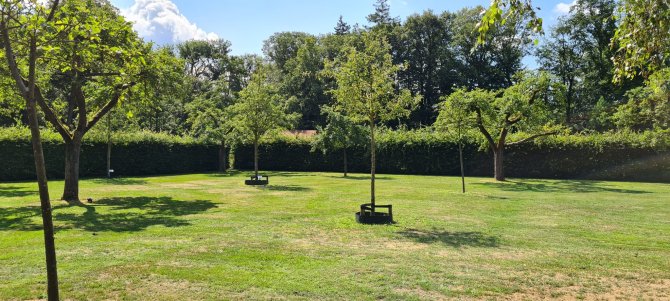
[324,32,419,126]
[311,106,368,154]
[228,65,298,144]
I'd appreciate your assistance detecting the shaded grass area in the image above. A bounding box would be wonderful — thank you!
[0,172,669,300]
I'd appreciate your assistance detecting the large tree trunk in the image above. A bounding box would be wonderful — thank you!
[62,136,82,202]
[218,141,226,172]
[253,138,259,178]
[459,143,465,193]
[493,146,505,181]
[26,98,60,301]
[343,148,348,177]
[370,123,376,211]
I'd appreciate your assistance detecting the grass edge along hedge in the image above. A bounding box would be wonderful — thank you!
[1,127,668,182]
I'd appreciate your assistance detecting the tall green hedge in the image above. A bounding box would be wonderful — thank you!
[233,130,670,182]
[0,128,219,181]
[1,127,668,182]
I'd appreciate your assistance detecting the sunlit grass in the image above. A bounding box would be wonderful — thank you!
[1,171,669,300]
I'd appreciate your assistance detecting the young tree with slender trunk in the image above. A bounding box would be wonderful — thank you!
[436,89,473,193]
[0,1,61,299]
[228,65,298,178]
[325,32,418,211]
[311,106,367,177]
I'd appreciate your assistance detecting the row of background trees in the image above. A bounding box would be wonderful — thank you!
[6,0,666,137]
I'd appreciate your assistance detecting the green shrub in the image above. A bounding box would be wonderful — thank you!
[234,129,670,182]
[0,127,219,181]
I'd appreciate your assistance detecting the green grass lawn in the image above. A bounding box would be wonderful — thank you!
[1,171,669,300]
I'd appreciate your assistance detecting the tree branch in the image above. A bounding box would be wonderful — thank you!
[497,127,508,149]
[46,0,61,22]
[527,87,541,106]
[507,114,523,125]
[85,82,136,132]
[474,107,496,150]
[73,81,87,133]
[33,85,74,141]
[0,21,29,96]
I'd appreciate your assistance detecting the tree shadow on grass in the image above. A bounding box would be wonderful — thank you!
[205,170,243,178]
[0,186,37,198]
[397,228,500,248]
[325,175,395,181]
[0,197,216,232]
[263,185,311,192]
[265,171,312,178]
[473,179,651,194]
[0,206,43,231]
[88,178,148,185]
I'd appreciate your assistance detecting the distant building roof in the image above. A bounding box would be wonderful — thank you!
[283,130,317,138]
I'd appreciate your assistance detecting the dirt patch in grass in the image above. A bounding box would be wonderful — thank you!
[383,240,429,251]
[500,276,670,300]
[394,287,449,300]
[133,275,208,299]
[158,183,204,189]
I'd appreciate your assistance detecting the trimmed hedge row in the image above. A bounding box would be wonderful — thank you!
[233,132,670,182]
[0,128,218,181]
[1,127,668,182]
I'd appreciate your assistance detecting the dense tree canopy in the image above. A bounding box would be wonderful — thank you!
[0,0,666,147]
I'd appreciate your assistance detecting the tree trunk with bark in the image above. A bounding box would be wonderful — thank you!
[459,143,465,193]
[493,146,505,181]
[27,98,60,301]
[566,79,573,124]
[107,137,112,178]
[370,122,376,211]
[343,148,348,177]
[62,136,82,202]
[106,114,112,178]
[219,141,226,172]
[2,22,61,300]
[253,136,259,178]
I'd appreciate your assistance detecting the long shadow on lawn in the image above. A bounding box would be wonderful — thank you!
[325,175,395,181]
[474,179,650,194]
[398,228,499,248]
[266,171,313,178]
[88,178,148,185]
[205,171,243,178]
[0,186,37,198]
[0,197,216,232]
[264,185,311,192]
[208,171,311,178]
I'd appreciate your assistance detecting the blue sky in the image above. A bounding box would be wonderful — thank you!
[110,0,576,64]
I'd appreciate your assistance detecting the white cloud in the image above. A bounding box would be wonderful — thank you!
[553,0,577,15]
[121,0,218,44]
